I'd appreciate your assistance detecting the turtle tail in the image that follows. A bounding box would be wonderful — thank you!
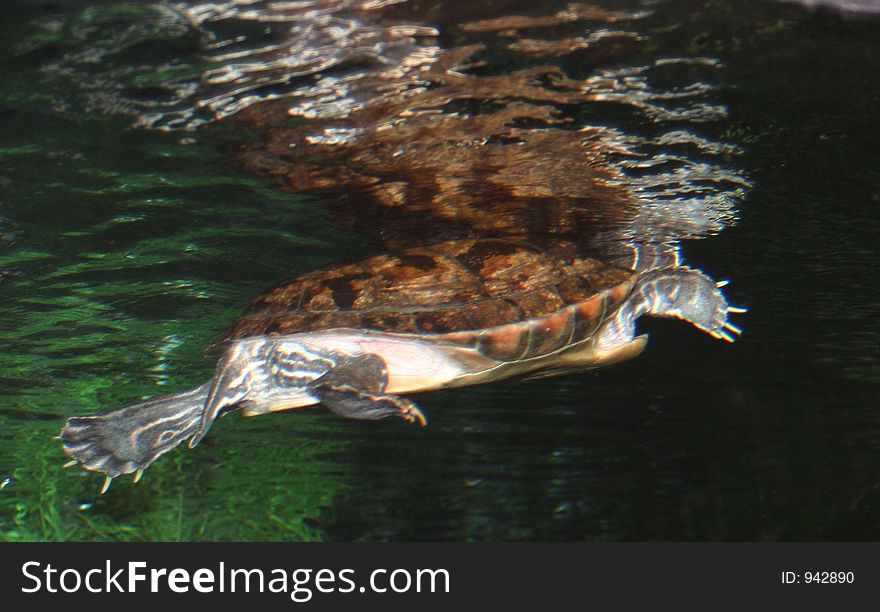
[61,383,210,484]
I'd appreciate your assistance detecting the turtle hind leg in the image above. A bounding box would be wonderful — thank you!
[309,353,427,426]
[595,267,742,355]
[633,267,743,341]
[61,383,210,480]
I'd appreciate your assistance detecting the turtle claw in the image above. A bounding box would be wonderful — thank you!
[717,302,746,342]
[133,468,145,484]
[707,319,743,343]
[100,475,113,495]
[62,460,78,469]
[400,401,428,427]
[717,329,737,343]
[723,320,743,336]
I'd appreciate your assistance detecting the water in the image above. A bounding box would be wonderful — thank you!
[1,0,879,541]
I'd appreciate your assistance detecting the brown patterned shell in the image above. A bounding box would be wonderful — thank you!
[224,239,635,361]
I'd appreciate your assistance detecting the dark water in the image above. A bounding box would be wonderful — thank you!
[1,0,879,541]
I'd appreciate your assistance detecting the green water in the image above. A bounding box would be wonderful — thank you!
[0,4,364,539]
[2,0,880,541]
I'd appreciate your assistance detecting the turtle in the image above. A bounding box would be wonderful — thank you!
[60,238,743,491]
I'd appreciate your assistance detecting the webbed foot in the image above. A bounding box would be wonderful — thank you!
[60,383,210,482]
[595,267,745,354]
[636,267,745,341]
[310,353,428,426]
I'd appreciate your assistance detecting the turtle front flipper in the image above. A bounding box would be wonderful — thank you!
[61,383,210,482]
[310,354,427,426]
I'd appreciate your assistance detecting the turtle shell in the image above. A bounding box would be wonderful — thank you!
[223,238,635,361]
